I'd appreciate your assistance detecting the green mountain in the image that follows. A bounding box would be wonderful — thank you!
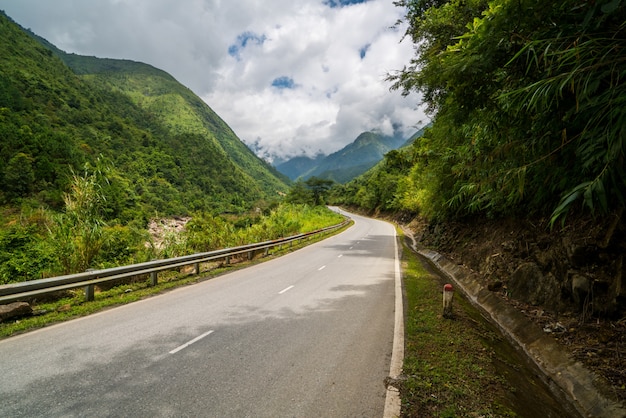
[276,131,413,184]
[273,154,326,181]
[0,11,289,220]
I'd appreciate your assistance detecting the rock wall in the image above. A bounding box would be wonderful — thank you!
[410,210,626,318]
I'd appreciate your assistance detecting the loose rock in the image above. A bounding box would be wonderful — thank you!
[0,302,33,322]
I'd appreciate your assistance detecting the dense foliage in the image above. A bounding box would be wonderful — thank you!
[176,204,344,257]
[285,177,335,206]
[337,0,626,223]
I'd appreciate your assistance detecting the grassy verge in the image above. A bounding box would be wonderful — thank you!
[399,235,519,417]
[0,223,350,339]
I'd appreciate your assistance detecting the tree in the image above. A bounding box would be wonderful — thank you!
[305,177,335,206]
[285,180,315,205]
[3,153,35,201]
[502,0,626,224]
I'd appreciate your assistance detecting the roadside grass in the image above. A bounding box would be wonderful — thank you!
[399,236,518,417]
[0,224,349,339]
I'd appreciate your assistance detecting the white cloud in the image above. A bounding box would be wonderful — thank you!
[0,0,428,160]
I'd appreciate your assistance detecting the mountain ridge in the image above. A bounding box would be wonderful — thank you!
[0,10,289,218]
[276,128,426,183]
[25,24,290,197]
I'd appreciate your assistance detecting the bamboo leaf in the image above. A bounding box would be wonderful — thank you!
[601,0,621,14]
[550,182,591,228]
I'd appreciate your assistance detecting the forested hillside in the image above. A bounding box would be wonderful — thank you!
[0,11,288,219]
[275,154,326,181]
[337,0,625,223]
[0,11,292,282]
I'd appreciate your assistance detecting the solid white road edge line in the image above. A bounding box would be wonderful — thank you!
[383,226,404,418]
[169,330,214,354]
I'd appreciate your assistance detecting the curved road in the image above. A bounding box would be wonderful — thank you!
[0,209,399,417]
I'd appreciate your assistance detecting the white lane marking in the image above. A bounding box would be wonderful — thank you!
[318,265,326,271]
[169,330,214,354]
[338,254,343,258]
[384,225,405,417]
[279,285,294,294]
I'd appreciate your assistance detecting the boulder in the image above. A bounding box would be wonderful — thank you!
[508,262,560,306]
[0,302,33,322]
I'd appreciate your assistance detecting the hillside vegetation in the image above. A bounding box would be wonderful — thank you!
[338,0,625,224]
[0,11,288,218]
[0,11,295,282]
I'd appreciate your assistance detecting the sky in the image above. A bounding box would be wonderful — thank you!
[0,0,427,161]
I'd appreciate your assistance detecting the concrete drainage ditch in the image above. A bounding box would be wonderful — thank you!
[413,244,626,418]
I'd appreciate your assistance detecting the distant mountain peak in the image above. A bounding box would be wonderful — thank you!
[275,130,420,183]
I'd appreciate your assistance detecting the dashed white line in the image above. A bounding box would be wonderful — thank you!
[170,330,214,354]
[318,265,326,271]
[279,285,294,294]
[338,254,343,258]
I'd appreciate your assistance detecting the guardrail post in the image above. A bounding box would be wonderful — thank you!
[225,255,230,265]
[194,262,200,275]
[248,250,254,260]
[150,271,158,286]
[85,285,95,301]
[264,247,269,256]
[84,269,95,301]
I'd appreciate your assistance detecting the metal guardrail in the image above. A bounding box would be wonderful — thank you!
[0,220,350,305]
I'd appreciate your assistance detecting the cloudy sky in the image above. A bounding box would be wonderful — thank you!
[0,0,427,161]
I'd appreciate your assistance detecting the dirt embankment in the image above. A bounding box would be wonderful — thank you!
[402,211,626,404]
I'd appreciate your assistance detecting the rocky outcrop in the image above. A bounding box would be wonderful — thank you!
[147,216,191,250]
[412,211,626,317]
[508,262,560,306]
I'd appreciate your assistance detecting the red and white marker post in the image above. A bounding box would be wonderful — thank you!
[443,283,454,318]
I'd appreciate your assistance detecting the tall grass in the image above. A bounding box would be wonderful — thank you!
[0,201,344,284]
[177,204,344,256]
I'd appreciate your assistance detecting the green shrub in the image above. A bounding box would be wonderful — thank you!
[0,214,55,283]
[95,224,150,268]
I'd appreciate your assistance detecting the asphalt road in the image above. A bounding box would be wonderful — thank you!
[0,209,399,417]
